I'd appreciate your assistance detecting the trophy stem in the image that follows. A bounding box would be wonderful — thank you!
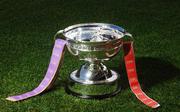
[65,61,121,99]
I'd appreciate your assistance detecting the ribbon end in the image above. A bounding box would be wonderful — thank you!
[153,103,160,108]
[6,97,17,102]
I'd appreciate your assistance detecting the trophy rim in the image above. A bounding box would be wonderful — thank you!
[62,23,126,44]
[63,23,126,33]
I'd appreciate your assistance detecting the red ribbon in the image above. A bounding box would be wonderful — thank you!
[123,41,160,108]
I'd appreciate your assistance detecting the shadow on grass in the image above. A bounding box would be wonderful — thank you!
[44,57,180,96]
[112,57,180,90]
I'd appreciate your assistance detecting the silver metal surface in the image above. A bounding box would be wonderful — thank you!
[70,66,118,85]
[67,70,120,97]
[55,23,132,98]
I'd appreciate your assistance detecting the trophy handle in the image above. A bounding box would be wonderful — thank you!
[124,32,132,37]
[54,30,79,56]
[66,44,79,56]
[54,30,65,40]
[105,46,121,58]
[123,32,133,42]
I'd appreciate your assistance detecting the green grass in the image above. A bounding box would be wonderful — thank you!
[0,0,180,111]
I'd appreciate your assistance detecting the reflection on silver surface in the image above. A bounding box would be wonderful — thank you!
[55,23,132,98]
[63,23,125,42]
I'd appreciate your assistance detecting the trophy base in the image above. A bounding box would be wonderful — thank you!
[65,63,121,99]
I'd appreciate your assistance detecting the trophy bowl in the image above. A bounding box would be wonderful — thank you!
[56,23,132,99]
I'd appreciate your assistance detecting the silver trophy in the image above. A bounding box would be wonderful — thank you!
[55,23,132,99]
